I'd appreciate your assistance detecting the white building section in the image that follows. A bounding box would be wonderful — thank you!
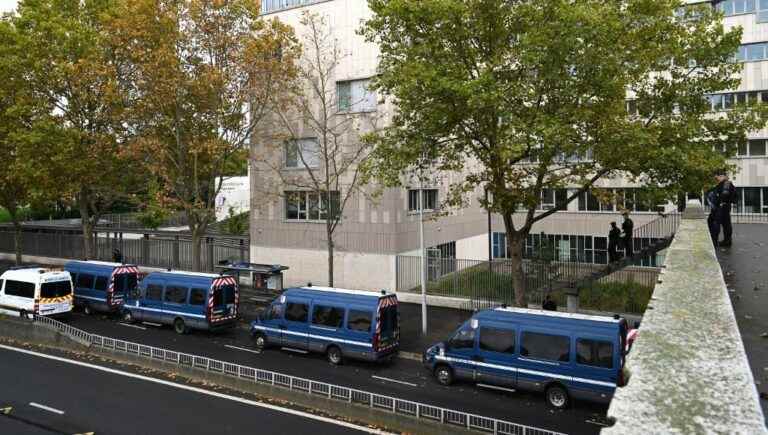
[216,176,250,222]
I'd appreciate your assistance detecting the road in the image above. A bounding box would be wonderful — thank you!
[61,312,606,435]
[0,345,376,435]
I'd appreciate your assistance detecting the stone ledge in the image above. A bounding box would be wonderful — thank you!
[604,202,766,434]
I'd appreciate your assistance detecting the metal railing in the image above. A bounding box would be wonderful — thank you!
[30,314,564,435]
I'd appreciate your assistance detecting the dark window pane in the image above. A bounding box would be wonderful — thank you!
[449,327,476,349]
[739,142,749,156]
[312,305,345,328]
[744,187,761,213]
[41,280,72,298]
[76,273,95,290]
[4,280,35,298]
[347,309,372,332]
[577,339,614,369]
[94,276,108,292]
[479,327,516,354]
[520,331,570,362]
[146,284,163,301]
[114,274,137,294]
[285,302,309,323]
[750,139,766,156]
[189,288,207,306]
[164,286,188,304]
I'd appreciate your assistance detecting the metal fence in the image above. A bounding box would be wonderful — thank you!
[30,314,564,435]
[0,229,248,273]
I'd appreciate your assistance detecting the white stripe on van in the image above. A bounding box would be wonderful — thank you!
[251,325,373,348]
[75,295,107,303]
[129,306,206,319]
[433,355,616,388]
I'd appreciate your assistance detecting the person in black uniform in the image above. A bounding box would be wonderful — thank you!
[712,171,736,247]
[608,222,622,262]
[621,211,634,257]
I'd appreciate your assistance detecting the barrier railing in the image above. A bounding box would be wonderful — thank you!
[30,314,564,435]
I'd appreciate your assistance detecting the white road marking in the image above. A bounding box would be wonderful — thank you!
[281,347,309,354]
[29,402,64,415]
[0,344,390,434]
[477,383,516,393]
[224,345,261,355]
[371,375,417,387]
[118,323,146,330]
[141,322,162,327]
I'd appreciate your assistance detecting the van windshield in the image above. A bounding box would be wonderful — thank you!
[113,274,138,294]
[41,280,72,298]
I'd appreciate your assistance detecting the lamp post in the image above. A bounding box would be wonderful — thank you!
[419,159,428,335]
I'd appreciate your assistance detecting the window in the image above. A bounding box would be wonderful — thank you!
[4,280,35,298]
[448,326,476,349]
[76,273,95,290]
[146,284,163,301]
[479,327,516,354]
[189,288,207,306]
[738,139,768,157]
[408,189,438,212]
[94,276,108,292]
[260,0,326,14]
[285,302,309,323]
[493,232,508,259]
[266,303,284,320]
[337,78,376,113]
[285,191,340,221]
[717,0,757,15]
[284,138,319,168]
[114,274,137,294]
[220,285,236,305]
[760,0,768,21]
[312,305,344,328]
[735,42,768,62]
[347,309,372,332]
[538,189,568,211]
[520,331,570,362]
[164,286,188,304]
[576,339,614,369]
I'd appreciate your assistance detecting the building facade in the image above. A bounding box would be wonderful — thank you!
[250,0,768,291]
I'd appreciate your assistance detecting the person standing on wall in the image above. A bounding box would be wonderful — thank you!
[608,222,622,262]
[712,170,737,247]
[621,211,634,258]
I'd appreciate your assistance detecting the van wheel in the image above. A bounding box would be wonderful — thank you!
[173,318,188,335]
[326,346,343,365]
[434,365,453,386]
[253,333,267,351]
[19,310,28,320]
[123,310,135,324]
[546,384,569,409]
[83,304,93,315]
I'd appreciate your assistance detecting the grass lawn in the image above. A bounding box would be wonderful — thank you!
[0,207,10,223]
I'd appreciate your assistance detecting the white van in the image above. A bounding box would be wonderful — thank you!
[0,267,73,318]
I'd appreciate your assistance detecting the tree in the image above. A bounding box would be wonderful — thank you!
[362,0,767,306]
[13,0,140,259]
[255,12,382,286]
[106,0,299,271]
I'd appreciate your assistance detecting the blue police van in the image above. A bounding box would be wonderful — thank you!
[64,261,140,315]
[123,271,239,334]
[251,286,399,365]
[423,307,630,409]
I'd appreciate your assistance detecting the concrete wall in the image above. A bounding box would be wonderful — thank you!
[604,201,766,434]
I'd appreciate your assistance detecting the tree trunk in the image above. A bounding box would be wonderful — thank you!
[12,219,22,265]
[78,191,95,260]
[503,213,527,307]
[327,236,334,287]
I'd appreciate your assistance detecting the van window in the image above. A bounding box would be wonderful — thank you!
[41,280,72,298]
[312,305,344,328]
[164,286,188,304]
[347,310,372,332]
[448,327,475,350]
[114,274,137,294]
[285,302,308,322]
[146,284,163,301]
[94,276,108,292]
[479,327,516,354]
[189,288,207,306]
[76,273,95,290]
[379,305,397,337]
[4,280,35,298]
[520,331,570,362]
[576,339,614,369]
[266,303,284,320]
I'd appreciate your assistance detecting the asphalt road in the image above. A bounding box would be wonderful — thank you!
[0,345,373,435]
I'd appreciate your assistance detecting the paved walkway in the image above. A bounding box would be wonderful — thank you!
[716,223,768,418]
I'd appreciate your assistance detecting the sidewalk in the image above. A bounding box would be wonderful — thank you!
[717,223,768,417]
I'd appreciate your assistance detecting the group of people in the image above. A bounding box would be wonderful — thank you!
[608,211,634,263]
[707,171,736,248]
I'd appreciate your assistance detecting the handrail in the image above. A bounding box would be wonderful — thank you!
[30,314,564,435]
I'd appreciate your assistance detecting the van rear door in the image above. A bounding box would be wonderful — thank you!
[476,322,517,388]
[209,276,238,324]
[375,296,398,352]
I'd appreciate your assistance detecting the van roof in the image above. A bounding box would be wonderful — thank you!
[294,286,391,298]
[479,307,623,326]
[65,260,138,269]
[283,286,394,306]
[147,270,222,279]
[0,268,71,283]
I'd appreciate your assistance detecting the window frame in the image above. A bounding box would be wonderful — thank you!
[145,283,164,301]
[285,190,341,222]
[336,78,377,113]
[346,309,373,333]
[3,279,36,299]
[76,273,95,290]
[576,338,615,369]
[189,288,207,306]
[407,188,439,213]
[311,305,345,329]
[284,138,319,169]
[478,326,517,354]
[284,301,309,323]
[164,285,189,305]
[520,330,571,363]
